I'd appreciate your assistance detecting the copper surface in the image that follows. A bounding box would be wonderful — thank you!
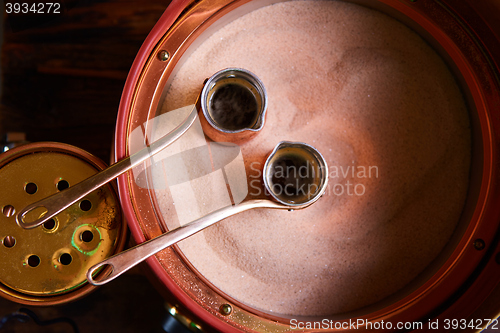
[199,68,267,144]
[114,0,500,331]
[0,142,127,305]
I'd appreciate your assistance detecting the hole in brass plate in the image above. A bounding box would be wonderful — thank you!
[60,253,72,266]
[2,205,15,217]
[27,255,40,267]
[43,218,56,231]
[25,182,38,194]
[56,179,69,191]
[3,236,16,248]
[80,200,92,212]
[81,230,94,243]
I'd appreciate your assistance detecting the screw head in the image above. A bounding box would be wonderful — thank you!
[158,50,169,62]
[220,303,232,316]
[473,239,485,251]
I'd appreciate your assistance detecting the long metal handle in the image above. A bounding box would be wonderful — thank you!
[86,199,290,286]
[16,106,199,229]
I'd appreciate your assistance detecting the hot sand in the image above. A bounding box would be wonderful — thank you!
[155,0,471,316]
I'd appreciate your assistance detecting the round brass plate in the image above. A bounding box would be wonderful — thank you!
[0,143,123,297]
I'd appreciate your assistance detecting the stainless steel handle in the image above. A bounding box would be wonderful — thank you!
[16,106,199,229]
[86,199,292,286]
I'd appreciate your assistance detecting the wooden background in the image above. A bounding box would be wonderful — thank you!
[0,1,176,332]
[0,0,169,162]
